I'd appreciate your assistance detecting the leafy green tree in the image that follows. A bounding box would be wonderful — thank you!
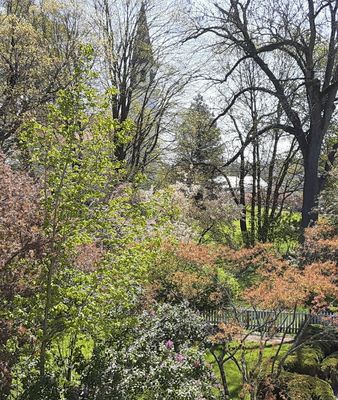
[11,47,165,398]
[174,95,224,186]
[0,0,83,152]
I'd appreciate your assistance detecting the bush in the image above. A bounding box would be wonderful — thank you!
[147,242,239,311]
[321,351,338,386]
[300,325,338,356]
[283,346,325,376]
[80,303,217,400]
[281,372,335,400]
[19,375,61,400]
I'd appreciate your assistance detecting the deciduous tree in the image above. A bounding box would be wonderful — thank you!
[186,0,338,229]
[0,0,84,153]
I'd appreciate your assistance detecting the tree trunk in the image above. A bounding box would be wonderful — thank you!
[301,144,321,229]
[239,154,250,246]
[261,131,279,242]
[250,139,257,246]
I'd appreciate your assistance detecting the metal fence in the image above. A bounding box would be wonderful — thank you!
[202,308,337,334]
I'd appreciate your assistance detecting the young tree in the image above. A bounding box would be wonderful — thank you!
[187,0,338,229]
[18,47,146,388]
[11,47,185,397]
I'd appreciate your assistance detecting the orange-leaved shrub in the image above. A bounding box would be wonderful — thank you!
[145,241,239,311]
[243,223,338,312]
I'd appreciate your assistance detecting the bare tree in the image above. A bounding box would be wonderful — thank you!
[186,0,338,229]
[223,112,301,247]
[91,0,192,176]
[211,60,302,246]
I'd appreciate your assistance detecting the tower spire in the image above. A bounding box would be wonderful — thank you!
[132,1,156,86]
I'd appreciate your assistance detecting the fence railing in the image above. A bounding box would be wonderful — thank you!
[202,308,337,335]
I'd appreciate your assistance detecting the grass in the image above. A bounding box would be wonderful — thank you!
[203,208,301,254]
[207,342,291,399]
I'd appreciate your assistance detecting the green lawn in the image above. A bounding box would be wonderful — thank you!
[203,207,301,254]
[207,342,291,399]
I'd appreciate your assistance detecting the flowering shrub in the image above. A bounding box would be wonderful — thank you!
[168,182,241,243]
[81,303,217,400]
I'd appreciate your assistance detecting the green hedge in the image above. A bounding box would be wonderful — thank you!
[321,351,338,385]
[300,325,338,357]
[283,345,325,376]
[281,372,335,400]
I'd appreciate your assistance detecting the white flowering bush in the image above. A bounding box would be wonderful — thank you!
[128,183,241,244]
[81,303,217,400]
[169,183,241,244]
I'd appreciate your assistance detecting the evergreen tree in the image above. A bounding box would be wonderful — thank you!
[174,94,224,186]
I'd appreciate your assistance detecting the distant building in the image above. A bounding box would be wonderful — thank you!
[214,175,268,192]
[131,2,157,92]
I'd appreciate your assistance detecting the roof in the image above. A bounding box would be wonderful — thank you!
[214,175,268,190]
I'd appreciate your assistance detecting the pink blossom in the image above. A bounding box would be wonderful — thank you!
[165,339,174,350]
[175,353,186,362]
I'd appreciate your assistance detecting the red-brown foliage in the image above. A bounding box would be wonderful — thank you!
[302,224,338,263]
[0,153,43,288]
[243,223,338,311]
[146,241,235,310]
[176,241,220,265]
[0,153,43,395]
[74,242,105,272]
[244,261,337,310]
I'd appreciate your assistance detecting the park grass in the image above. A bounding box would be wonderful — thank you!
[207,342,291,399]
[204,207,301,254]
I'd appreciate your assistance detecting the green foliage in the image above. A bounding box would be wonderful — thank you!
[81,303,217,400]
[19,375,61,400]
[173,94,224,186]
[322,161,338,228]
[283,346,325,376]
[7,48,169,399]
[216,208,301,250]
[268,211,301,253]
[281,372,335,400]
[299,325,338,357]
[207,343,291,399]
[0,0,82,151]
[321,352,338,385]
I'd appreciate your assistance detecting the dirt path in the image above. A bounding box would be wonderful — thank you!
[237,334,295,345]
